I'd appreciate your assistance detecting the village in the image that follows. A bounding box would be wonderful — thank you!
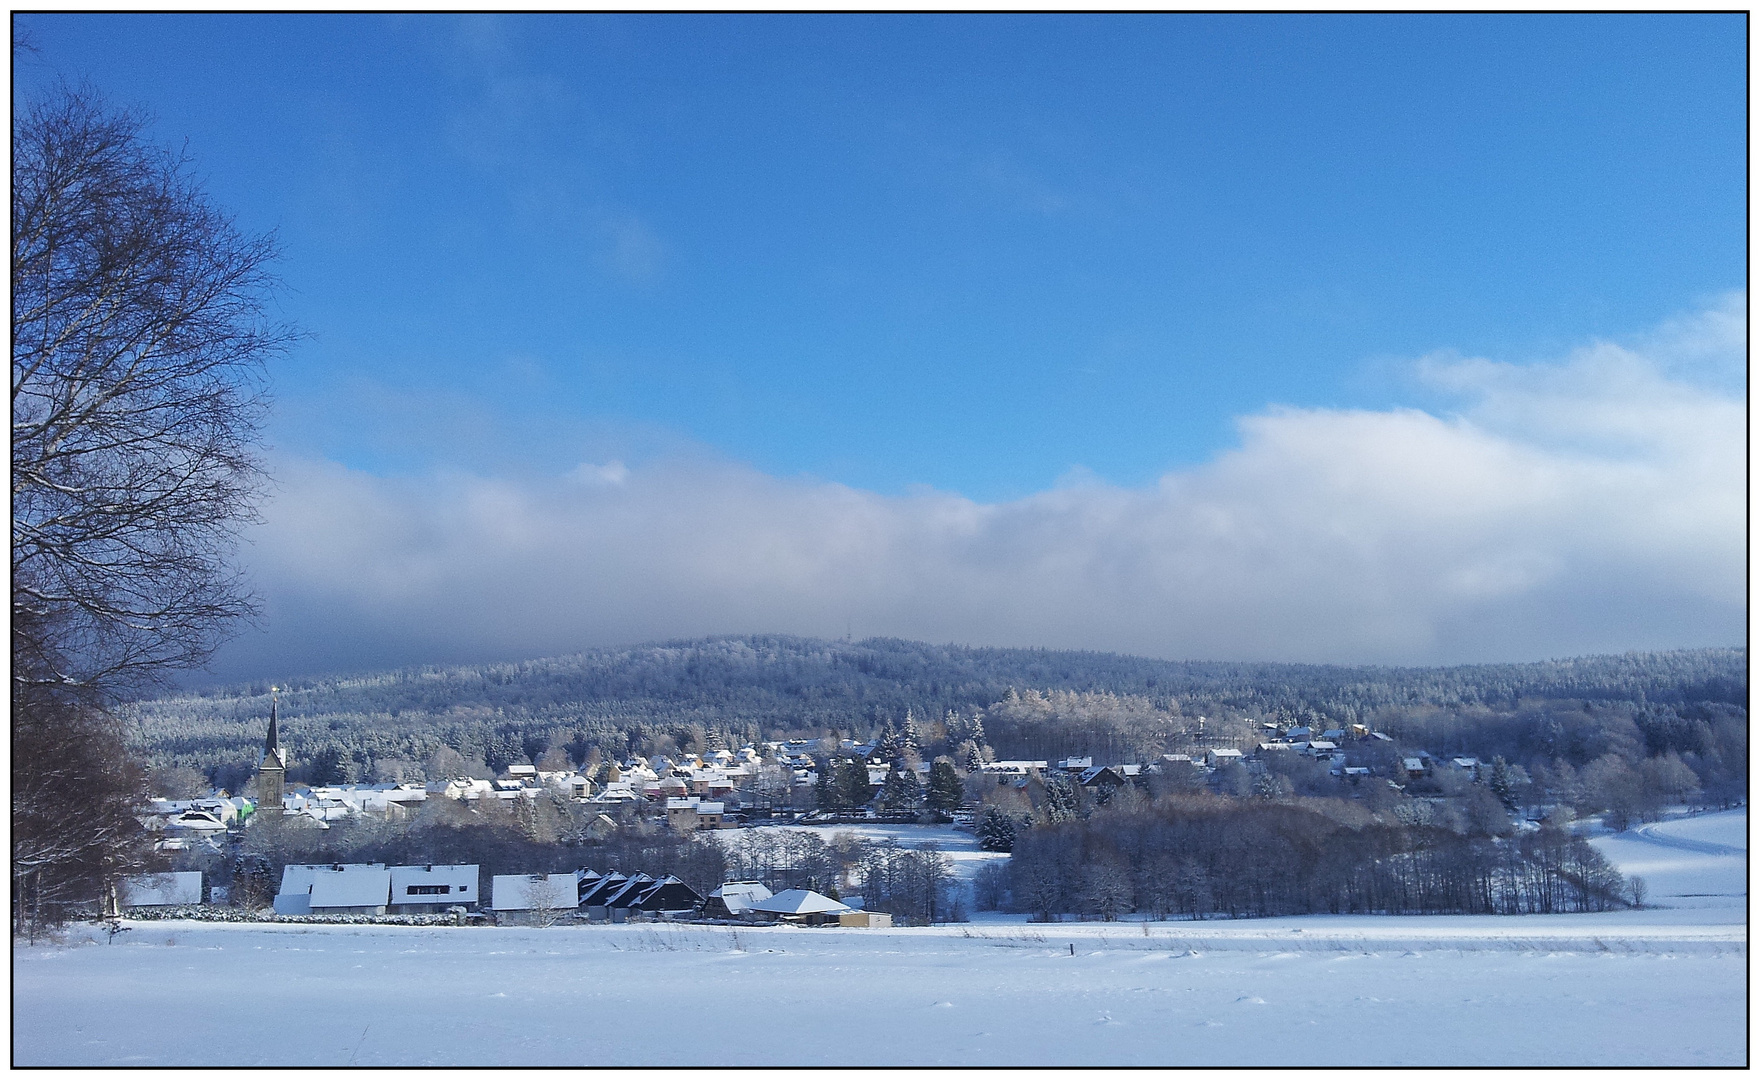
[120,703,1513,928]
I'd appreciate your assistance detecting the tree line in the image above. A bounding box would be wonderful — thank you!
[998,795,1632,921]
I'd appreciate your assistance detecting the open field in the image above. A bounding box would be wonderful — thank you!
[13,808,1745,1067]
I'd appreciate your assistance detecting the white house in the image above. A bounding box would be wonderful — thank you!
[273,862,394,915]
[705,881,773,918]
[491,873,580,919]
[310,868,392,914]
[387,865,478,912]
[1203,748,1244,768]
[749,889,851,925]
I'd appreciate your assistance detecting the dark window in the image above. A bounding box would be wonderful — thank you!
[407,884,451,895]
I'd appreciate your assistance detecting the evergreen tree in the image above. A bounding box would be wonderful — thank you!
[927,760,964,811]
[976,806,1017,852]
[901,709,921,758]
[1042,774,1081,823]
[880,766,922,810]
[874,723,900,766]
[838,759,873,809]
[1489,756,1520,811]
[813,760,836,810]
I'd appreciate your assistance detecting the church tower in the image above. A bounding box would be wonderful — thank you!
[256,687,286,822]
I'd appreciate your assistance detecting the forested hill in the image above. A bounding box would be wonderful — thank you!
[179,635,1746,719]
[134,636,1745,784]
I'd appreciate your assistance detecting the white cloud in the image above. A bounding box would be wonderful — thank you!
[219,298,1747,678]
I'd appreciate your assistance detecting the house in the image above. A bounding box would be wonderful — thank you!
[547,773,596,800]
[704,881,773,918]
[588,782,642,805]
[1449,757,1482,778]
[630,875,705,915]
[1055,757,1093,773]
[978,761,1048,780]
[588,872,657,922]
[297,783,427,819]
[1321,729,1347,742]
[1203,748,1244,768]
[120,871,203,908]
[749,889,851,925]
[1301,741,1338,758]
[1402,757,1428,777]
[437,777,494,801]
[163,806,230,836]
[307,867,393,915]
[578,871,629,916]
[491,873,579,923]
[274,863,475,916]
[273,862,387,914]
[666,797,726,831]
[1077,765,1129,790]
[388,865,478,913]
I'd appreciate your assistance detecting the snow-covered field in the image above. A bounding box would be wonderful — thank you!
[13,808,1746,1067]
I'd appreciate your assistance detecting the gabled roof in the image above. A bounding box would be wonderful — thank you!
[309,868,391,909]
[602,872,655,908]
[750,889,850,915]
[578,872,628,906]
[389,864,476,893]
[708,882,773,914]
[491,873,579,911]
[632,876,705,912]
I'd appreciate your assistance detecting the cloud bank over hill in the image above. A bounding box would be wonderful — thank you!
[218,295,1746,680]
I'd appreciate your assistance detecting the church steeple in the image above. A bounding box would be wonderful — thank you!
[255,686,285,821]
[262,688,283,765]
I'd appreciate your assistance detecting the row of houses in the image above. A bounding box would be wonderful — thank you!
[118,861,895,929]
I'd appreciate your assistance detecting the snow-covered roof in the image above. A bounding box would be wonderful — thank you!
[279,862,387,897]
[491,874,579,911]
[751,889,851,915]
[697,802,725,814]
[390,864,477,900]
[709,882,773,914]
[309,868,392,909]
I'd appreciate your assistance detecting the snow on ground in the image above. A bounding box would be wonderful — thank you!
[1588,806,1747,911]
[13,810,1745,1067]
[13,914,1743,1067]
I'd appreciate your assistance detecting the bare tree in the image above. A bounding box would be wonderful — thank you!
[521,876,568,928]
[12,85,289,930]
[13,86,291,700]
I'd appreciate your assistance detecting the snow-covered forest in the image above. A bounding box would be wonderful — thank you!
[133,637,1745,803]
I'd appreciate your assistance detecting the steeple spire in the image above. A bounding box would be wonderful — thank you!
[264,688,280,756]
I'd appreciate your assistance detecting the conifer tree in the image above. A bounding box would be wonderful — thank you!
[976,806,1017,852]
[927,760,964,811]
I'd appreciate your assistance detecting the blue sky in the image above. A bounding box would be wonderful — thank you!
[15,14,1747,675]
